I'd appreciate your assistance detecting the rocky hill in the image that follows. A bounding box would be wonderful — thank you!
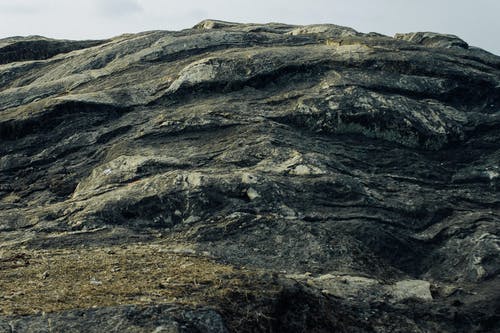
[0,20,499,332]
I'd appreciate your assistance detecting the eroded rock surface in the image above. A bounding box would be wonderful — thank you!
[0,20,499,332]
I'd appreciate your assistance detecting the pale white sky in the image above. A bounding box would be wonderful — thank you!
[0,0,498,55]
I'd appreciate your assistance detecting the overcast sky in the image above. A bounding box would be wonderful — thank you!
[0,0,498,55]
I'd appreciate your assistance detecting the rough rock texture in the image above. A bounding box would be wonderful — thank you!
[394,32,469,50]
[1,305,229,333]
[0,36,106,65]
[0,20,499,332]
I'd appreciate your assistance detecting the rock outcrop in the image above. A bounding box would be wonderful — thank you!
[0,20,499,332]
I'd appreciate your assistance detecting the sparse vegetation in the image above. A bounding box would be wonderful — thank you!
[0,243,292,331]
[0,243,280,316]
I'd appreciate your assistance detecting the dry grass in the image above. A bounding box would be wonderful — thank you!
[0,243,280,318]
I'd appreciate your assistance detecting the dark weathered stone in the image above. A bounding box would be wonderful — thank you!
[0,305,228,333]
[0,36,106,65]
[0,20,499,332]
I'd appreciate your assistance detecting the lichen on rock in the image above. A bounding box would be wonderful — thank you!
[0,20,499,332]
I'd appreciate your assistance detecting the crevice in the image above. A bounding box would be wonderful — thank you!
[0,101,129,141]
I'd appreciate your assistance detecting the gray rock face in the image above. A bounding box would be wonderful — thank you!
[394,32,469,49]
[0,305,228,333]
[0,20,499,332]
